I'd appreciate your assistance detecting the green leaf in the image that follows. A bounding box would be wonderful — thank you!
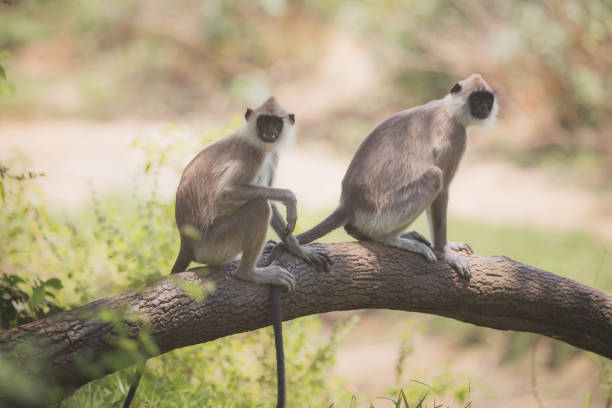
[173,279,206,302]
[415,392,429,408]
[400,390,410,407]
[44,278,63,290]
[181,224,201,240]
[30,286,45,308]
[0,65,5,80]
[9,274,25,284]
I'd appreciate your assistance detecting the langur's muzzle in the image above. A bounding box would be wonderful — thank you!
[469,91,494,119]
[257,115,284,143]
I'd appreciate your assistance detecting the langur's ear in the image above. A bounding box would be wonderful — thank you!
[450,83,462,94]
[245,108,253,120]
[288,113,295,125]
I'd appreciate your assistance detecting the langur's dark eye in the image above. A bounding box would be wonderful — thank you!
[245,108,253,120]
[450,83,462,94]
[288,113,295,124]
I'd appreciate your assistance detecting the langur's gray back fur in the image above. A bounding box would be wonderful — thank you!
[175,138,264,232]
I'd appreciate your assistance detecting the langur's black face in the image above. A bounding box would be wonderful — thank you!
[245,101,295,144]
[468,90,495,119]
[256,115,284,143]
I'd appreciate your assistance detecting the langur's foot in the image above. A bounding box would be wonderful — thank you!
[266,241,286,265]
[281,234,332,272]
[291,244,332,272]
[266,238,332,272]
[436,248,471,280]
[399,231,432,248]
[235,265,296,292]
[383,236,437,263]
[264,239,279,252]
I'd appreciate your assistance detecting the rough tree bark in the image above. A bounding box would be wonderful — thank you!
[1,242,611,406]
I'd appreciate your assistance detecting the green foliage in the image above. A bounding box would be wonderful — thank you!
[0,50,15,96]
[0,155,96,306]
[387,320,473,407]
[72,308,159,380]
[0,350,57,408]
[170,272,214,303]
[0,163,64,330]
[596,359,612,404]
[328,385,473,408]
[89,186,176,290]
[59,315,358,408]
[374,387,472,408]
[384,378,472,408]
[0,272,63,330]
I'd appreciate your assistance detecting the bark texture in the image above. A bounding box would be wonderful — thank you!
[1,242,611,406]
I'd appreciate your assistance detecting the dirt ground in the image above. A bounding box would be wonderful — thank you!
[1,118,610,407]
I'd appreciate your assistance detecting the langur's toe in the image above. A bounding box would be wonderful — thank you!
[449,241,473,255]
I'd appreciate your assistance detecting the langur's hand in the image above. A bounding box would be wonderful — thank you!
[283,197,297,238]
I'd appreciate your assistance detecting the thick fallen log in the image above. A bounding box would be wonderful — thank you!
[1,242,611,406]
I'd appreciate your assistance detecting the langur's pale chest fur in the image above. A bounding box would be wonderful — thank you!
[252,151,278,187]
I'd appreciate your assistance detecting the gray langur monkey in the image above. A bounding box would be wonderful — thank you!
[122,97,330,408]
[272,74,498,279]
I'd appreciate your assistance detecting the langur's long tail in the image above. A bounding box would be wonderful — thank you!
[170,239,192,274]
[122,360,146,408]
[295,206,350,245]
[270,285,286,408]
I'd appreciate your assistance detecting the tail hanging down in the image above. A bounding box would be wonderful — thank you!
[270,285,286,408]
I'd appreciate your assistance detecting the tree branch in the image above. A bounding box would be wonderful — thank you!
[1,242,611,406]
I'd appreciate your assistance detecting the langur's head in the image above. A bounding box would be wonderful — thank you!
[444,74,499,128]
[242,97,296,149]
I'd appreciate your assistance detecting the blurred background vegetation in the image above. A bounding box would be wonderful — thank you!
[1,0,611,407]
[1,0,611,174]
